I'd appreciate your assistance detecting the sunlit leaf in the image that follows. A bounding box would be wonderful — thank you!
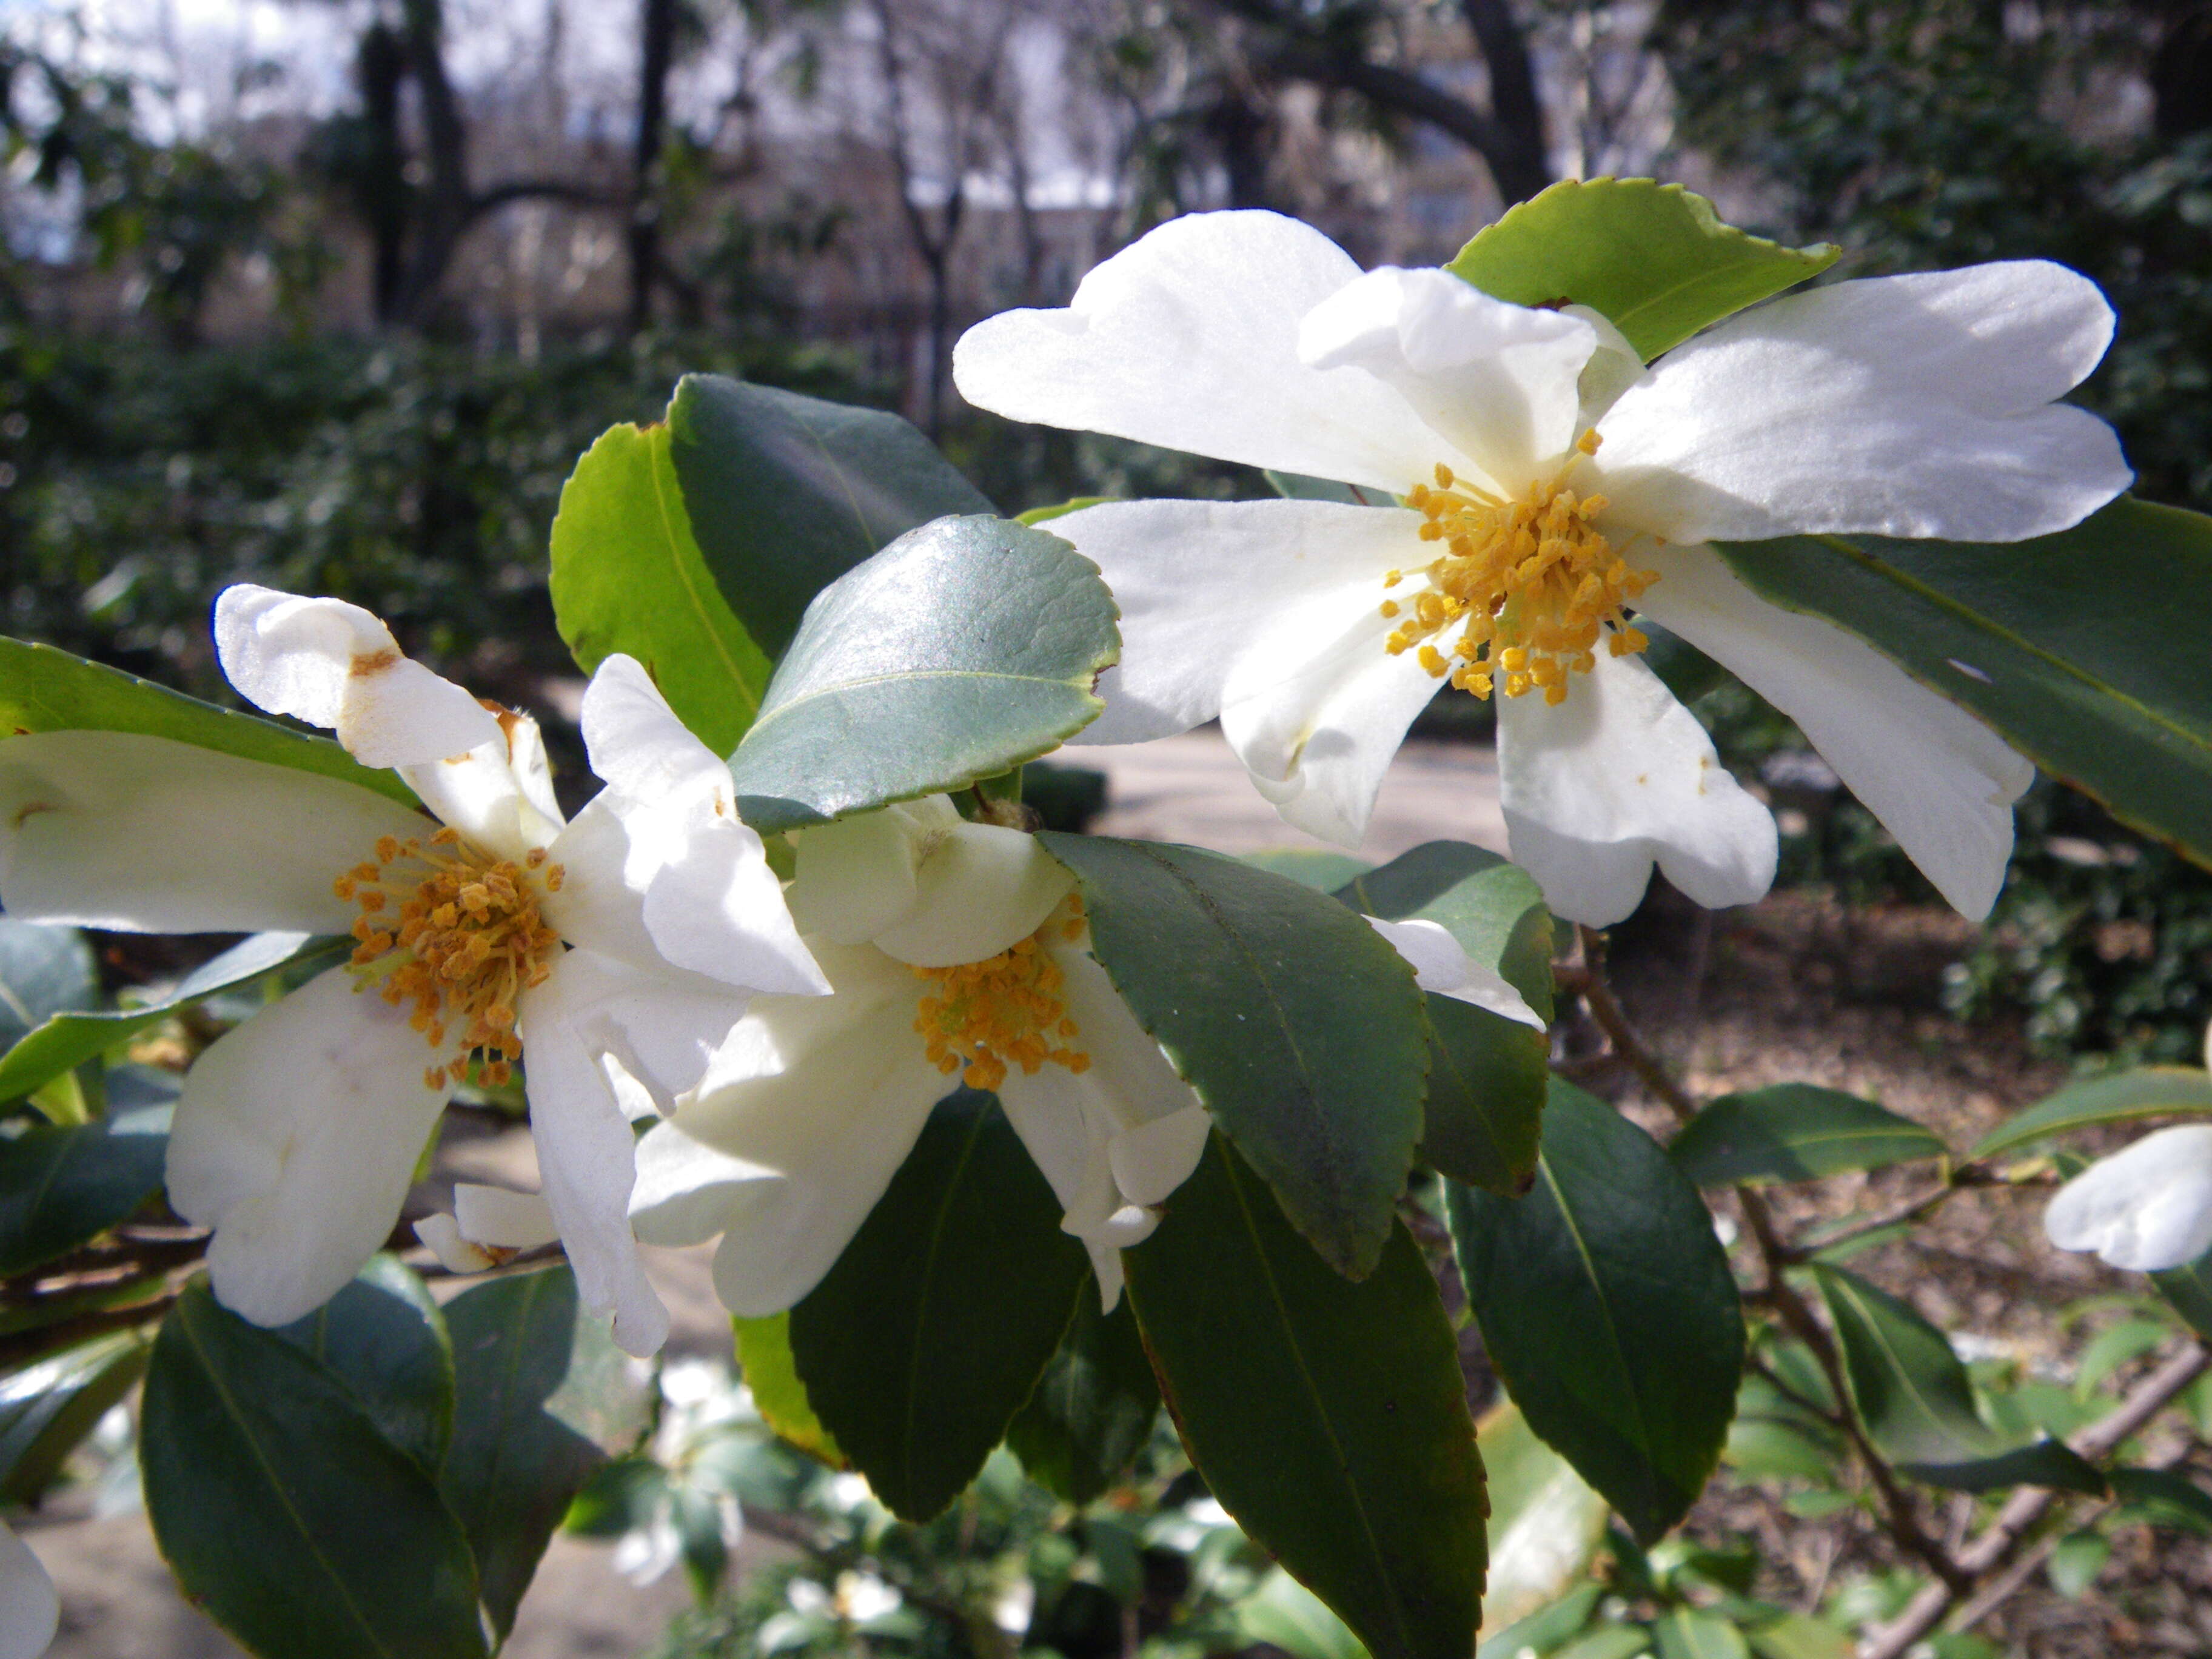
[1669,1085,1946,1187]
[1970,1065,2212,1161]
[732,1312,845,1467]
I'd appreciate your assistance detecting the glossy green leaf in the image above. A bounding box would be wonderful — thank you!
[732,1312,845,1467]
[2151,1251,2212,1342]
[789,1089,1088,1522]
[2109,1466,2212,1534]
[0,1107,166,1275]
[0,1329,150,1503]
[276,1256,454,1473]
[1969,1065,2212,1161]
[1476,1401,1610,1634]
[1446,178,1837,361]
[1669,1085,1946,1187]
[1808,1264,2105,1494]
[141,1284,488,1659]
[1448,1082,1745,1543]
[0,636,415,805]
[1716,499,2212,872]
[1239,847,1375,891]
[0,931,333,1107]
[1005,1291,1161,1505]
[1126,1134,1486,1659]
[1333,842,1553,1193]
[729,517,1119,832]
[1040,834,1430,1278]
[549,420,773,756]
[0,919,95,1054]
[1236,1569,1368,1659]
[440,1265,651,1640]
[670,375,996,660]
[1655,1609,1751,1659]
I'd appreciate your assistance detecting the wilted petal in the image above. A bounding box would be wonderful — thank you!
[1497,649,1777,927]
[0,1519,58,1659]
[2046,1125,2212,1272]
[166,965,455,1327]
[0,731,426,934]
[1366,915,1543,1029]
[215,585,500,768]
[414,1214,495,1275]
[1596,263,2130,544]
[1635,544,2033,919]
[953,210,1443,492]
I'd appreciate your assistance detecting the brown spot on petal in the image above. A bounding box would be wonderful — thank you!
[8,800,58,830]
[350,647,401,678]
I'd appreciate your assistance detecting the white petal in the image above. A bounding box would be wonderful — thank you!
[1298,269,1594,496]
[1108,1107,1210,1208]
[952,210,1443,492]
[215,585,500,768]
[533,947,755,1105]
[1050,497,1429,750]
[578,654,731,805]
[1051,937,1206,1136]
[0,731,426,934]
[1498,651,1778,927]
[453,1184,560,1248]
[2045,1125,2212,1272]
[1636,545,2033,919]
[414,1213,497,1274]
[1569,304,1646,426]
[0,1520,58,1659]
[399,740,561,865]
[1365,916,1544,1029]
[166,965,454,1327]
[788,799,937,944]
[1595,263,2131,543]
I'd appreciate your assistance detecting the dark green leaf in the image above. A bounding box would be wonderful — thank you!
[0,919,95,1052]
[1446,178,1837,361]
[669,375,995,661]
[141,1284,488,1659]
[0,637,415,806]
[0,1106,167,1275]
[732,1312,845,1466]
[1125,1134,1486,1659]
[1238,848,1374,891]
[440,1265,651,1640]
[788,1089,1089,1522]
[1005,1291,1161,1505]
[2151,1250,2212,1342]
[1333,840,1555,1019]
[548,419,773,756]
[1669,1085,1946,1187]
[729,517,1119,833]
[1448,1082,1745,1543]
[2109,1466,2212,1534]
[1040,834,1430,1278]
[1715,500,2212,873]
[0,1329,150,1503]
[275,1256,454,1473]
[0,932,334,1108]
[1809,1264,2105,1494]
[1969,1065,2212,1162]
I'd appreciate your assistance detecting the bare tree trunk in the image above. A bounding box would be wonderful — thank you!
[397,0,475,322]
[356,20,411,325]
[629,0,677,333]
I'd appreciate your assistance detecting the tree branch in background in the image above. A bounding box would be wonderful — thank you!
[630,0,679,332]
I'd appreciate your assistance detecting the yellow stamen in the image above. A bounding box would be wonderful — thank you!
[909,893,1093,1093]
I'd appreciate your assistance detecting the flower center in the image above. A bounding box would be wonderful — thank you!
[1382,432,1657,705]
[910,894,1093,1093]
[335,828,566,1091]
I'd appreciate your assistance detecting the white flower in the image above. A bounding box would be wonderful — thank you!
[0,586,826,1355]
[413,1183,560,1274]
[0,1519,57,1659]
[2044,1124,2212,1272]
[953,210,2131,925]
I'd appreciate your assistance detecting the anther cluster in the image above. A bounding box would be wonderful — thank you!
[911,893,1093,1093]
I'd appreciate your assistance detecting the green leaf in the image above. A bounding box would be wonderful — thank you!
[0,636,415,806]
[0,1329,150,1503]
[1714,499,2212,873]
[668,375,996,661]
[1476,1401,1610,1634]
[2073,1318,2170,1398]
[1969,1065,2212,1161]
[549,420,773,756]
[2108,1466,2212,1534]
[1554,1629,1657,1659]
[1005,1291,1161,1505]
[1668,1085,1947,1187]
[1332,842,1554,1193]
[0,1107,166,1275]
[1266,471,1394,507]
[788,1088,1089,1522]
[275,1256,454,1473]
[0,919,95,1053]
[729,517,1119,833]
[1445,178,1837,362]
[1476,1583,1602,1659]
[732,1312,845,1467]
[1449,1082,1745,1543]
[1655,1609,1751,1659]
[0,931,335,1108]
[141,1284,488,1659]
[1128,1134,1485,1659]
[1745,1614,1854,1659]
[2152,1251,2212,1342]
[1808,1264,2105,1494]
[1236,1569,1369,1659]
[1723,1372,1846,1483]
[439,1265,651,1640]
[1040,834,1431,1279]
[1239,847,1375,891]
[2045,1530,2111,1597]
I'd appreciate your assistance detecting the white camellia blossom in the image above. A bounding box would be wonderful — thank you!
[953,210,2133,927]
[0,1519,58,1659]
[2044,1124,2212,1272]
[632,795,1540,1316]
[0,586,826,1356]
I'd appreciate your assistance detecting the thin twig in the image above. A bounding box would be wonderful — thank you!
[1570,925,1698,1124]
